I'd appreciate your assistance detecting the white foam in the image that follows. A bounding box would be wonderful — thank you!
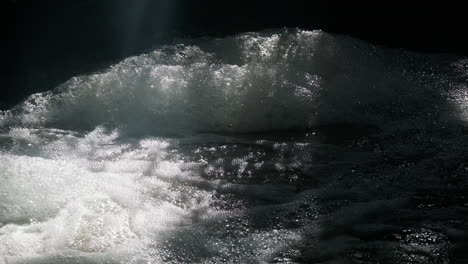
[0,127,207,262]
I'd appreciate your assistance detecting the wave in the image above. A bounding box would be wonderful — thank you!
[1,29,462,136]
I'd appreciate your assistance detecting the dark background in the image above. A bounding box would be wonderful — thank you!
[2,0,467,109]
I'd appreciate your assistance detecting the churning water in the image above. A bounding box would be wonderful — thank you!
[1,29,467,263]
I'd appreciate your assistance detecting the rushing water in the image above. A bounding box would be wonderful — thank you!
[1,29,467,263]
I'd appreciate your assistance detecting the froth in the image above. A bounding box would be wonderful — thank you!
[0,127,209,262]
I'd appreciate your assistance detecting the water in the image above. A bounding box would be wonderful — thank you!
[1,29,467,263]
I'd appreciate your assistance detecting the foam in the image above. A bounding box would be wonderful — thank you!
[0,128,190,262]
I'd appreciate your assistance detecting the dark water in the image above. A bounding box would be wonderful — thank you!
[1,29,467,263]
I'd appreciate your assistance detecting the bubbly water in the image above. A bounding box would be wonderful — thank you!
[1,29,467,263]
